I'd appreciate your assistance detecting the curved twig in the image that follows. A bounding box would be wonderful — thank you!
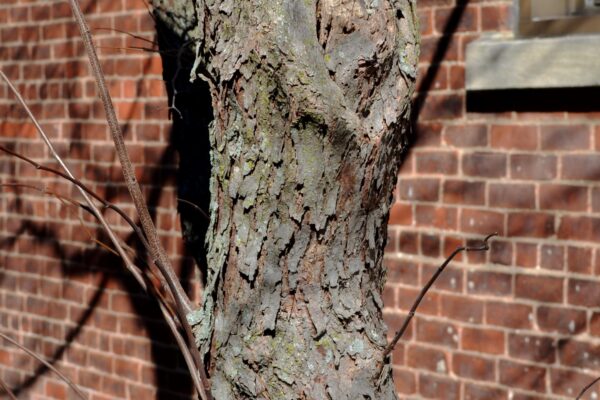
[0,332,87,400]
[382,232,498,360]
[177,197,210,220]
[577,376,600,400]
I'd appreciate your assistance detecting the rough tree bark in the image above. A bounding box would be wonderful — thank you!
[151,0,418,398]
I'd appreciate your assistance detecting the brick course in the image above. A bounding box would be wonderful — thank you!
[385,0,600,399]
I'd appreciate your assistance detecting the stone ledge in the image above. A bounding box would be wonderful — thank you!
[466,34,600,90]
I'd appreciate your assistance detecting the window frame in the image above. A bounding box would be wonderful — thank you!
[518,0,600,37]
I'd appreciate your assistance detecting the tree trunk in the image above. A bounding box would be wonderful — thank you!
[152,0,418,398]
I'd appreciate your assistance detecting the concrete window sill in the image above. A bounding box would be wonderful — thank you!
[466,34,600,90]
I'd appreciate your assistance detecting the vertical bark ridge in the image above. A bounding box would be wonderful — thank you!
[156,0,418,398]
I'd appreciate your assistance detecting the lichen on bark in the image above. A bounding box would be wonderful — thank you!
[152,0,419,398]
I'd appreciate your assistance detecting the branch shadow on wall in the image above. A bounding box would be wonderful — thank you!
[0,28,210,400]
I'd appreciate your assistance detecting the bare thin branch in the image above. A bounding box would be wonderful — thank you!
[0,375,17,400]
[0,332,87,400]
[92,27,158,45]
[66,2,210,397]
[177,197,209,220]
[382,233,498,360]
[67,0,196,321]
[0,144,149,251]
[0,72,206,397]
[577,376,600,400]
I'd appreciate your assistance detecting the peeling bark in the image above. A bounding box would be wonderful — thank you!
[153,0,418,398]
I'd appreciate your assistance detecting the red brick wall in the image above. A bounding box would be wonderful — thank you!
[385,0,600,399]
[1,0,600,399]
[0,0,198,398]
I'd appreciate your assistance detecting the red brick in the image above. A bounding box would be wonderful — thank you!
[489,183,535,209]
[399,178,440,201]
[419,373,459,400]
[419,93,463,120]
[393,368,417,395]
[407,345,448,373]
[568,278,600,307]
[128,385,156,399]
[490,240,513,265]
[508,333,556,363]
[444,124,487,147]
[541,124,590,150]
[115,358,140,381]
[388,203,412,226]
[415,122,444,148]
[397,287,439,316]
[486,301,533,329]
[461,208,504,235]
[415,151,458,174]
[540,184,588,211]
[462,327,505,355]
[481,4,512,32]
[443,180,485,205]
[464,384,507,400]
[440,294,483,323]
[550,368,596,398]
[558,339,600,369]
[384,258,418,285]
[102,375,126,398]
[567,246,592,274]
[499,360,546,393]
[562,155,600,180]
[508,212,555,238]
[418,8,433,36]
[421,262,462,292]
[419,36,459,65]
[592,187,600,212]
[558,216,600,242]
[515,274,563,303]
[420,234,440,257]
[434,6,478,34]
[45,381,67,399]
[537,306,586,335]
[510,154,557,180]
[463,152,507,178]
[452,353,495,381]
[417,64,448,92]
[449,65,465,90]
[491,125,537,150]
[591,312,600,337]
[415,205,457,229]
[416,318,458,349]
[383,286,396,309]
[399,231,418,254]
[467,270,512,296]
[540,244,564,271]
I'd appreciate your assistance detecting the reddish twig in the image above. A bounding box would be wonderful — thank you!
[0,144,149,251]
[66,2,210,398]
[92,27,158,45]
[0,375,17,400]
[382,232,498,360]
[0,332,87,400]
[577,376,600,400]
